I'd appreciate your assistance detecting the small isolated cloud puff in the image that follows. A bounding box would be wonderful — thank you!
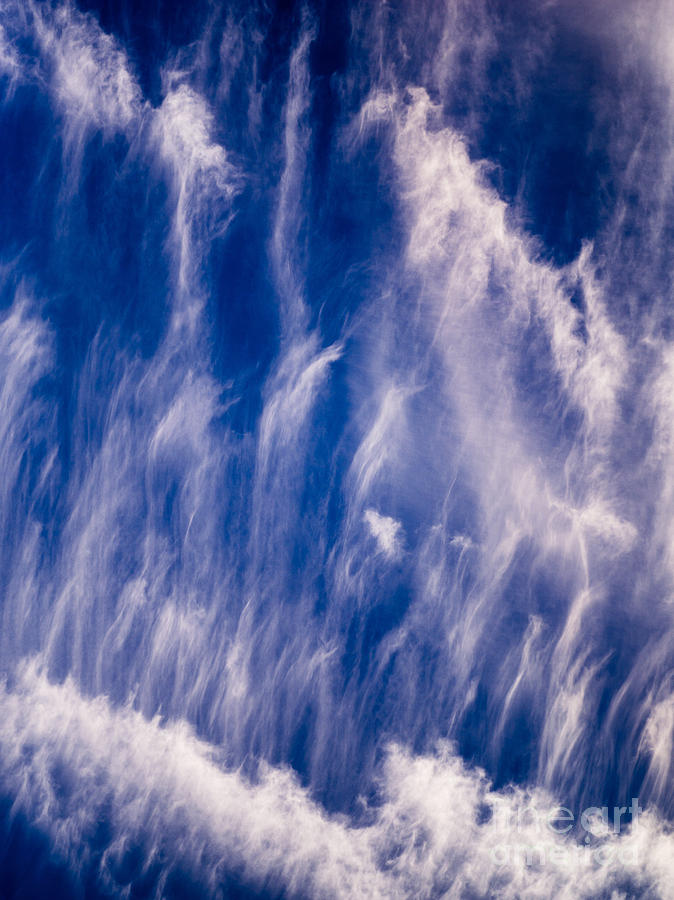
[364,508,403,558]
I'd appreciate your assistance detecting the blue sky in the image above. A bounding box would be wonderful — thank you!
[0,0,673,897]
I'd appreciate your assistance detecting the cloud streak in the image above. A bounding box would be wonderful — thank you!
[0,0,672,895]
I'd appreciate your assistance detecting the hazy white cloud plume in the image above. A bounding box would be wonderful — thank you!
[28,0,142,181]
[0,665,390,899]
[251,20,329,487]
[642,345,674,584]
[344,82,642,797]
[257,337,342,469]
[537,646,604,789]
[270,21,316,334]
[244,334,342,668]
[0,6,245,732]
[0,291,54,473]
[639,336,674,621]
[0,290,54,484]
[0,285,59,668]
[245,22,341,605]
[0,23,21,95]
[156,84,230,179]
[37,322,239,711]
[18,1,241,300]
[391,87,626,449]
[0,289,53,428]
[350,383,413,501]
[548,494,637,557]
[602,0,674,119]
[215,9,266,137]
[349,89,397,146]
[153,81,240,330]
[217,13,246,101]
[1,667,673,899]
[639,692,674,811]
[548,243,627,443]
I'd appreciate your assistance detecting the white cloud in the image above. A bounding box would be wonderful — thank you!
[1,667,673,899]
[364,508,403,558]
[29,0,142,179]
